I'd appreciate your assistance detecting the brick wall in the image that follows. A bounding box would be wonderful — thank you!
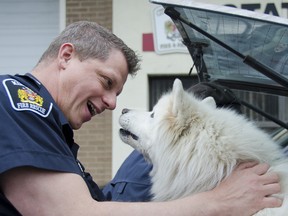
[66,0,112,30]
[66,0,113,187]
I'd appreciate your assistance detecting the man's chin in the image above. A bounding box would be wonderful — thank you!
[70,119,85,130]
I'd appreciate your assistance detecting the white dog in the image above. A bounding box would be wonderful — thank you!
[119,79,288,215]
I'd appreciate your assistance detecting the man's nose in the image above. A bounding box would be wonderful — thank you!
[103,94,117,110]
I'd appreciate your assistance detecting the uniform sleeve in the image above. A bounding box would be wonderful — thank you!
[0,78,80,175]
[102,150,153,202]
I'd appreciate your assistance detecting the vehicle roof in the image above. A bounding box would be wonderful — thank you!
[151,0,288,25]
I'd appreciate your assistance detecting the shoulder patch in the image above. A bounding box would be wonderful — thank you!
[2,78,53,117]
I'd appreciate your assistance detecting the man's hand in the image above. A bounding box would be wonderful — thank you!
[211,162,282,216]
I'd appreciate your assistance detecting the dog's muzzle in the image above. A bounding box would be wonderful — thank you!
[119,128,139,140]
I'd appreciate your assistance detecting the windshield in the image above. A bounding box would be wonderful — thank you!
[179,7,288,82]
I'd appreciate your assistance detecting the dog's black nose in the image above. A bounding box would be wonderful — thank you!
[122,108,130,114]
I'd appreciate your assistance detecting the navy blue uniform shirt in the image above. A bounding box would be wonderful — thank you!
[102,150,152,202]
[0,73,104,215]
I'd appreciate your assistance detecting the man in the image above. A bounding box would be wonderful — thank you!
[0,21,282,215]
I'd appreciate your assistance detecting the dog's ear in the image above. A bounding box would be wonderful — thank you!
[172,79,186,114]
[172,79,185,101]
[201,96,216,108]
[172,78,184,93]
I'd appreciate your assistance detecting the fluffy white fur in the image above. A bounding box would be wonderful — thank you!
[119,79,288,215]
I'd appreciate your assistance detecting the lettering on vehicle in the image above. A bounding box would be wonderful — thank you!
[224,2,288,17]
[2,78,53,117]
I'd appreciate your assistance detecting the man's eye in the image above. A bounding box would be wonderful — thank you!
[107,79,112,87]
[103,77,112,89]
[150,112,154,118]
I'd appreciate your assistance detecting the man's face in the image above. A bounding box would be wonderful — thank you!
[58,49,128,129]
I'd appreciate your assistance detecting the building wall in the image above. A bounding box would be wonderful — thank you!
[66,0,113,187]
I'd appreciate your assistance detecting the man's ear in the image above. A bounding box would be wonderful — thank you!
[58,43,75,69]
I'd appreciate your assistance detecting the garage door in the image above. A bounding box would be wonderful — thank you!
[0,0,60,75]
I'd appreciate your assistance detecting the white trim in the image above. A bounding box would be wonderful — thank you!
[150,0,288,25]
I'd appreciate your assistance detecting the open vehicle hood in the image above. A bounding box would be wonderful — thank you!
[150,0,288,130]
[151,0,288,95]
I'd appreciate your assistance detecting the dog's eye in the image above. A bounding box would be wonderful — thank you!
[150,112,154,118]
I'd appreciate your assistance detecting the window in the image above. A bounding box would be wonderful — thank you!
[149,75,288,132]
[148,75,198,110]
[234,90,288,132]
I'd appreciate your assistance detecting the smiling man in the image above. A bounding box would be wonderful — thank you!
[0,21,282,216]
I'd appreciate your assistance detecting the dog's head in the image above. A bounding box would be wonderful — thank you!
[119,79,216,161]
